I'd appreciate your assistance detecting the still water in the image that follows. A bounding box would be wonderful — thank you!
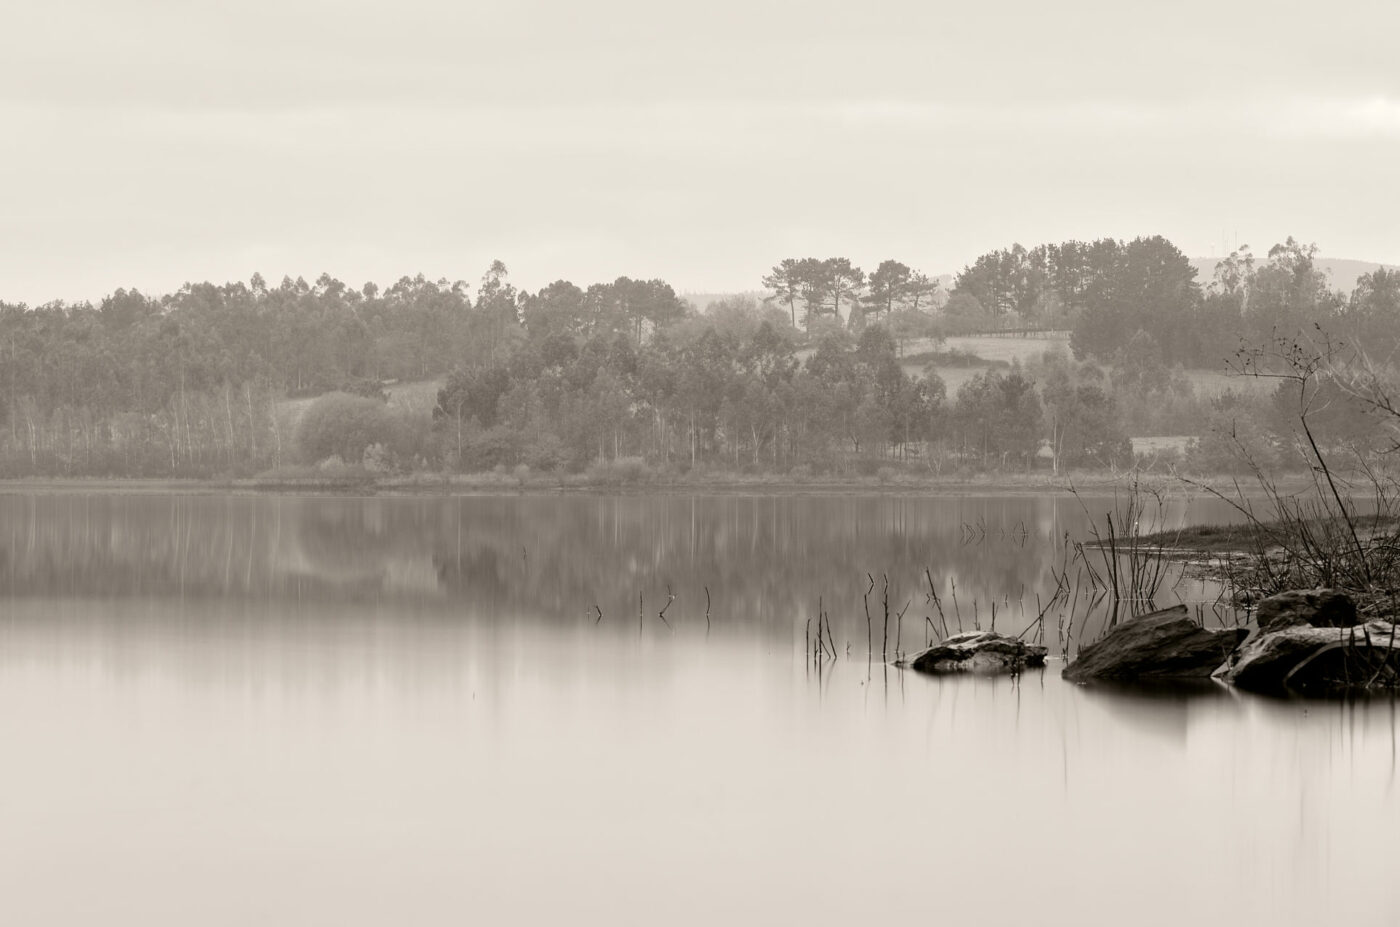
[0,492,1395,926]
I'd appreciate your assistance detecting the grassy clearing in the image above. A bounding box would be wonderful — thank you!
[386,379,444,413]
[942,334,1070,365]
[906,333,1271,401]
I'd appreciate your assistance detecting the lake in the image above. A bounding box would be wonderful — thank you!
[0,491,1396,926]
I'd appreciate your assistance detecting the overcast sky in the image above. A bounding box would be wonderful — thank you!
[3,0,1398,305]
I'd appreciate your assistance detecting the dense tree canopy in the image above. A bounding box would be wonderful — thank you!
[1,234,1393,479]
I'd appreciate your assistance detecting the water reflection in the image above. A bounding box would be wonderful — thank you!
[0,492,1396,926]
[0,492,1238,651]
[1071,678,1238,743]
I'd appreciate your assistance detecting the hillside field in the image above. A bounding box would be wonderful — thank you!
[915,333,1270,400]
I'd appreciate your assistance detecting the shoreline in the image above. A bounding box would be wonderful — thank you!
[0,471,1320,498]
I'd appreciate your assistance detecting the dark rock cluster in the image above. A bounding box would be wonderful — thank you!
[907,587,1399,696]
[1063,589,1399,696]
[908,631,1047,674]
[1062,606,1247,683]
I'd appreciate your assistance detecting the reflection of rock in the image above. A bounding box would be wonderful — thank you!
[1063,606,1248,683]
[1218,620,1400,694]
[1255,588,1359,633]
[1073,678,1234,745]
[909,631,1047,674]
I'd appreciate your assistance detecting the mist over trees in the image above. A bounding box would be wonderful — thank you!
[0,236,1395,480]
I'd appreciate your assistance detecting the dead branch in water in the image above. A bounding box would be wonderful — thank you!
[895,598,910,659]
[658,585,675,629]
[951,578,963,633]
[821,598,837,661]
[925,568,949,639]
[863,573,875,658]
[882,574,890,659]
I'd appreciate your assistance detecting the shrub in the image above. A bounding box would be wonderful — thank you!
[522,434,565,472]
[615,456,650,483]
[461,426,520,472]
[584,456,653,486]
[337,377,389,402]
[388,409,436,466]
[362,442,391,473]
[855,457,882,476]
[297,392,395,465]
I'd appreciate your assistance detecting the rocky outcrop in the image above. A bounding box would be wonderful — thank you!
[909,631,1047,674]
[1217,619,1400,694]
[1255,588,1359,633]
[916,588,1397,695]
[1063,605,1249,683]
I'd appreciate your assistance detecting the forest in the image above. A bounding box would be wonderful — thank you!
[0,236,1396,481]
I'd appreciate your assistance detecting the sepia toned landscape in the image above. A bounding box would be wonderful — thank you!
[3,2,1399,926]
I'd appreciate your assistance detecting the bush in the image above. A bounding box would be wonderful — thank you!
[297,392,395,465]
[389,409,437,467]
[317,455,353,475]
[584,456,654,487]
[613,456,650,484]
[854,457,883,476]
[522,433,565,472]
[909,348,998,370]
[337,377,389,402]
[362,442,391,473]
[461,426,520,471]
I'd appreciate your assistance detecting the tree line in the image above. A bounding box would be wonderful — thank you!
[947,235,1399,369]
[0,262,688,476]
[0,235,1394,479]
[762,258,942,331]
[426,319,1122,476]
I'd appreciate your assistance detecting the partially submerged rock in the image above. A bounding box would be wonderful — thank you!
[1063,605,1249,683]
[909,587,1396,695]
[909,631,1047,674]
[1217,619,1400,694]
[1255,588,1359,633]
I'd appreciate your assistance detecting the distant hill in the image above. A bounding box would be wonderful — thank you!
[1189,257,1399,296]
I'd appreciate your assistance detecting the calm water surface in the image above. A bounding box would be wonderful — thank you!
[0,492,1396,926]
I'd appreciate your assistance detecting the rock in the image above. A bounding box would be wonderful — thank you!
[1255,588,1358,633]
[1217,619,1400,694]
[1063,605,1249,683]
[909,631,1047,674]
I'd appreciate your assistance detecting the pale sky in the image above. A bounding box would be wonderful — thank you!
[3,0,1398,305]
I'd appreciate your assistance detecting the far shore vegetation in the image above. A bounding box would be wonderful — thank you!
[0,469,1321,497]
[3,236,1398,489]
